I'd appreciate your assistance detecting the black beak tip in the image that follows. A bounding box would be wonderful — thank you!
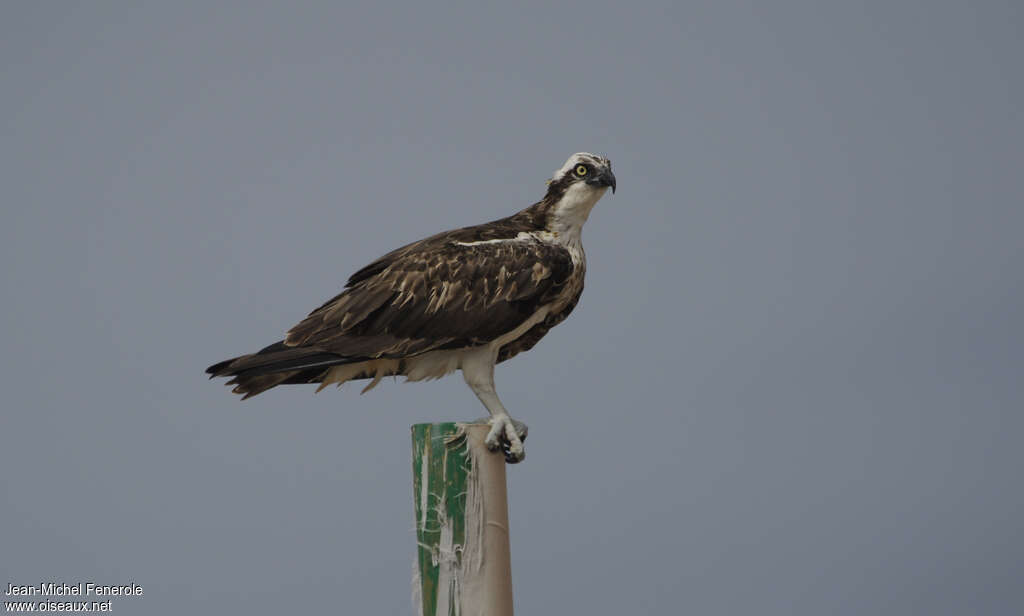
[586,169,617,193]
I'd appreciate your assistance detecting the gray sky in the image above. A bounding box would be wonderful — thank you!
[2,2,1022,614]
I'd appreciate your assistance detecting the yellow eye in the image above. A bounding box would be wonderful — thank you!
[575,164,588,176]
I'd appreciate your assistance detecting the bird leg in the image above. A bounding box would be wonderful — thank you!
[461,349,528,463]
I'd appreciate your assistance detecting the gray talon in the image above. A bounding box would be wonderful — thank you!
[511,419,528,443]
[504,448,525,464]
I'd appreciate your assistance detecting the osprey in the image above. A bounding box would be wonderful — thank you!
[206,152,616,462]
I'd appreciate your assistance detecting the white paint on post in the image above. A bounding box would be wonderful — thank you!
[458,425,513,616]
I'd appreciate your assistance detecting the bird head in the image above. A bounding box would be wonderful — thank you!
[541,153,616,236]
[548,152,616,195]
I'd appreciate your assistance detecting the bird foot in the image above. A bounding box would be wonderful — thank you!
[476,416,528,464]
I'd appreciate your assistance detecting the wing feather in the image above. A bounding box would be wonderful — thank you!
[284,235,573,358]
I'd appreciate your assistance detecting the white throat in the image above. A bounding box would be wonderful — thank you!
[547,183,608,242]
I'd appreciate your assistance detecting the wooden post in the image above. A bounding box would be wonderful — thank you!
[411,422,514,616]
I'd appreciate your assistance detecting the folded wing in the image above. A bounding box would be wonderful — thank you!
[286,236,574,357]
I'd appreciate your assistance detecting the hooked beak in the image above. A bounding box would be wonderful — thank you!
[587,168,617,193]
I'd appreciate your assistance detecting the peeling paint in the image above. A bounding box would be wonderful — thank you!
[411,423,506,615]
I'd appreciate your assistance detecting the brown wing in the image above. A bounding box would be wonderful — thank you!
[284,236,574,359]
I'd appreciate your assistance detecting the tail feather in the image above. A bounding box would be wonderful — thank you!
[206,340,362,399]
[228,371,301,400]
